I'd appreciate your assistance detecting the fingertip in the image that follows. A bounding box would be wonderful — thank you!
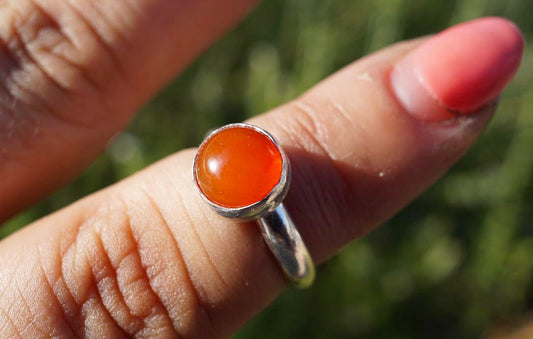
[391,17,524,122]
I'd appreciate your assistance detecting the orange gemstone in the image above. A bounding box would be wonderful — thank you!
[195,125,283,208]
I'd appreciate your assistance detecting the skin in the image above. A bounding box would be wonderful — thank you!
[0,0,511,338]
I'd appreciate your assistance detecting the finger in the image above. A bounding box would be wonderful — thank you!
[0,18,523,338]
[0,0,258,221]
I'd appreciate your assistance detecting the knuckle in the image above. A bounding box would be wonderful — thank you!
[277,99,368,244]
[47,190,215,337]
[0,0,124,127]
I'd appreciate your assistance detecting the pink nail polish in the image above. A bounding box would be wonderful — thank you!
[391,17,524,122]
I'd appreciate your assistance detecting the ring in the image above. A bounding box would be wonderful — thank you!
[192,123,315,288]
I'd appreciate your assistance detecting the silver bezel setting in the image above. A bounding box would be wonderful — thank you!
[193,123,291,220]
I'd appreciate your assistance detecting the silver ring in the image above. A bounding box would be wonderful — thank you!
[192,123,315,288]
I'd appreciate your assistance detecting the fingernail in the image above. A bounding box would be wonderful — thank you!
[391,17,524,122]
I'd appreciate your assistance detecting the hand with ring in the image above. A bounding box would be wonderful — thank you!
[0,2,524,338]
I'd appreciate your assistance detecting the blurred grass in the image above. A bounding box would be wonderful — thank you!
[3,0,533,338]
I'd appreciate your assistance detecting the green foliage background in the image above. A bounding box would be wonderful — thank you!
[3,0,533,338]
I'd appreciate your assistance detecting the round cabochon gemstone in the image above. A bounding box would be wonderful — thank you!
[195,125,283,208]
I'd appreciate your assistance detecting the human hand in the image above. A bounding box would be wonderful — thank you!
[0,1,524,337]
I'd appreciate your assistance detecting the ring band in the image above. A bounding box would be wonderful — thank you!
[192,123,315,288]
[258,204,315,288]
